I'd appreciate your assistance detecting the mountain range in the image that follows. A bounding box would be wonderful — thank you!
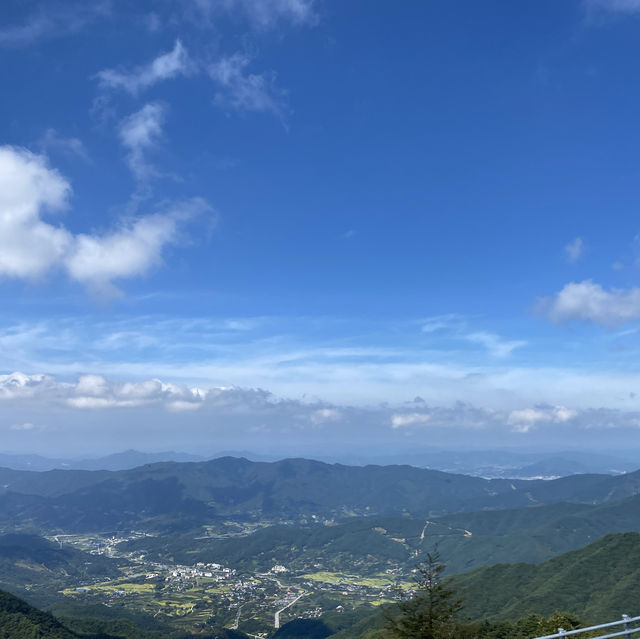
[3,456,640,534]
[0,448,636,477]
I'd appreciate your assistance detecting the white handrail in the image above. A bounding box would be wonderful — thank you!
[533,615,640,639]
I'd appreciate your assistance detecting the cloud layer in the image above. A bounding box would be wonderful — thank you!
[3,371,640,456]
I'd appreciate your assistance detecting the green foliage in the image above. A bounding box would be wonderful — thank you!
[0,588,79,639]
[460,612,584,639]
[383,551,464,639]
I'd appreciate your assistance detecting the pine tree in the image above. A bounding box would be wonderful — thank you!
[384,549,464,639]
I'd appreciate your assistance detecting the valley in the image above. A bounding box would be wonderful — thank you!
[2,457,640,637]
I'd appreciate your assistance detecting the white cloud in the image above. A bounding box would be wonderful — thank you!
[507,405,578,433]
[118,103,167,181]
[96,40,193,95]
[464,331,526,358]
[0,372,300,415]
[0,146,72,279]
[0,145,207,295]
[0,372,55,400]
[564,237,585,263]
[193,0,318,29]
[66,199,209,297]
[540,279,640,328]
[391,412,431,429]
[209,53,287,118]
[67,376,205,410]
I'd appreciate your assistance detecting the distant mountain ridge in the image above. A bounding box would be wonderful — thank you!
[0,448,635,476]
[0,450,204,472]
[2,456,640,533]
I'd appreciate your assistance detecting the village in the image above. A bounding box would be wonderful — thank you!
[54,532,406,634]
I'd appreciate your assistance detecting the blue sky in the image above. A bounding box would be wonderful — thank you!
[3,0,640,456]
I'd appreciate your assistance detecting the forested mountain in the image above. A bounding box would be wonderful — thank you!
[0,588,79,639]
[2,457,640,534]
[452,532,640,623]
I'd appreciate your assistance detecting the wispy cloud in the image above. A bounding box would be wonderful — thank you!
[464,331,527,359]
[0,1,111,47]
[192,0,318,30]
[420,316,525,358]
[585,0,640,13]
[421,314,461,334]
[96,40,193,95]
[209,53,288,119]
[118,103,167,182]
[38,129,91,163]
[539,279,640,328]
[11,422,38,431]
[565,237,585,263]
[3,313,640,413]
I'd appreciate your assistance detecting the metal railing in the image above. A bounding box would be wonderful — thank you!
[533,615,640,639]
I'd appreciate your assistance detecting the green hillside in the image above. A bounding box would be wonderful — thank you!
[430,493,640,573]
[453,532,640,623]
[0,588,79,639]
[0,587,251,639]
